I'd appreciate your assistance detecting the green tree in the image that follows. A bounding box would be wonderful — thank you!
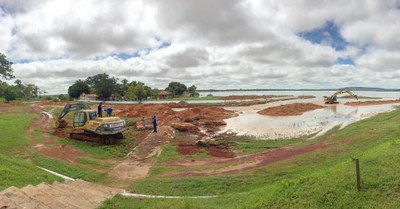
[86,73,118,100]
[125,83,147,103]
[165,82,187,97]
[13,79,25,99]
[151,88,160,99]
[125,85,136,101]
[68,79,90,99]
[188,85,199,97]
[133,83,146,103]
[4,86,17,102]
[116,78,129,97]
[0,82,9,98]
[24,84,39,99]
[0,53,14,81]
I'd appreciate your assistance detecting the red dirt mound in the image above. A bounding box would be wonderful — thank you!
[345,99,400,106]
[0,103,12,108]
[258,103,324,116]
[177,107,236,122]
[171,122,199,132]
[113,104,179,126]
[54,129,70,138]
[177,107,237,132]
[177,145,203,155]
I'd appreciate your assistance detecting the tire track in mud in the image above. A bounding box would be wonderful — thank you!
[28,104,86,163]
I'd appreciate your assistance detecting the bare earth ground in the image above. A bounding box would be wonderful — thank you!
[28,104,87,163]
[3,97,400,208]
[108,126,174,180]
[29,100,339,179]
[1,99,375,204]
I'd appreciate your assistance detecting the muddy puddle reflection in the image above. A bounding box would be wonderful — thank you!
[221,102,397,139]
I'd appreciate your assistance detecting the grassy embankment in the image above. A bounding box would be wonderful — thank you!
[0,104,140,191]
[102,106,400,208]
[33,107,140,183]
[0,111,61,191]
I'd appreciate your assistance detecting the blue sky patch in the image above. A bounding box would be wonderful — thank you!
[13,55,70,64]
[96,39,171,61]
[110,51,141,60]
[299,21,348,51]
[159,41,171,49]
[335,57,355,65]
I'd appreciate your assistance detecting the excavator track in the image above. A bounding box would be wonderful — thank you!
[69,131,123,144]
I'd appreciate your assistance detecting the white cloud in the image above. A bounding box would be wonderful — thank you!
[1,0,400,94]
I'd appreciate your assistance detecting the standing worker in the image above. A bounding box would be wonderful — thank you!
[152,116,157,133]
[98,102,103,117]
[142,116,146,130]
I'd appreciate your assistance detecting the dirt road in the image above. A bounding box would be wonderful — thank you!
[108,126,174,180]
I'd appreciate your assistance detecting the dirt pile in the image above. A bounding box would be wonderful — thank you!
[258,103,324,116]
[177,107,237,132]
[53,129,70,138]
[177,140,235,158]
[0,103,12,108]
[113,104,179,126]
[171,122,199,132]
[345,99,400,106]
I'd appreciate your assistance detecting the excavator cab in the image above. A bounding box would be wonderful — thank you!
[73,110,97,127]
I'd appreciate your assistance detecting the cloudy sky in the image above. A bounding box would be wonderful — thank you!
[1,0,400,94]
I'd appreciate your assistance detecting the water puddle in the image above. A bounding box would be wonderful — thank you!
[172,108,188,112]
[220,101,397,139]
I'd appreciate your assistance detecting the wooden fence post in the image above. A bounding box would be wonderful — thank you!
[353,158,361,192]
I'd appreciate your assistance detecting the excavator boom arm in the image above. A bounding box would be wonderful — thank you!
[57,103,90,128]
[324,90,358,104]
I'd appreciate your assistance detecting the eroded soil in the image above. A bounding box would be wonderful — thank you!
[28,104,87,163]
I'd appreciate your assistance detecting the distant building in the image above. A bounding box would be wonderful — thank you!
[158,91,171,100]
[79,93,97,100]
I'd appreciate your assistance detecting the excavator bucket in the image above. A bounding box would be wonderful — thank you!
[56,119,68,128]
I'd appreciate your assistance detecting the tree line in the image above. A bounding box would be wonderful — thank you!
[0,53,199,102]
[68,74,199,102]
[0,53,40,102]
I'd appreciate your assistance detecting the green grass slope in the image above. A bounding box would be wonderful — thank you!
[0,113,61,190]
[101,107,400,208]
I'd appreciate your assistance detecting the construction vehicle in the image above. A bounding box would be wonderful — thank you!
[324,90,358,104]
[56,103,126,144]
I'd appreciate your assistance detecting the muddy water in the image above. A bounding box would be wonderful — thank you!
[220,100,398,139]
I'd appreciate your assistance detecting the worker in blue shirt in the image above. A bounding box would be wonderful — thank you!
[152,116,157,133]
[97,102,103,117]
[105,107,113,117]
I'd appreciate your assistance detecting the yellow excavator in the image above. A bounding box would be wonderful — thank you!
[324,90,358,104]
[56,103,126,144]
